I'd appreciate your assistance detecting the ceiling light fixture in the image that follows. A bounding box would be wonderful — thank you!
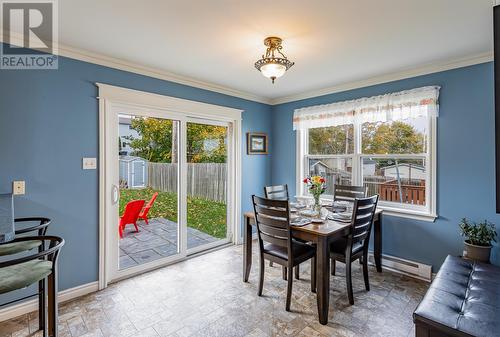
[254,36,294,84]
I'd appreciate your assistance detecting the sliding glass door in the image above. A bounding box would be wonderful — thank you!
[186,120,230,253]
[118,114,181,270]
[104,105,235,282]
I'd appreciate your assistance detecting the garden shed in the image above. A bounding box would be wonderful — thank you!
[119,155,148,188]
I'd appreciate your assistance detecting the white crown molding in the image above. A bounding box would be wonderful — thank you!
[1,30,493,106]
[0,30,272,104]
[0,281,98,322]
[269,52,493,105]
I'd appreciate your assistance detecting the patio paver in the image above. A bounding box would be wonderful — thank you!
[119,218,222,269]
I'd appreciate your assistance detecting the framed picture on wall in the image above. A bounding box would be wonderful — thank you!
[247,132,268,154]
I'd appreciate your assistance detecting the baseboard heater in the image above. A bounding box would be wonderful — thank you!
[368,253,432,282]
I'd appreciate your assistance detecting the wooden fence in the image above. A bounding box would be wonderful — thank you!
[321,173,425,205]
[148,163,227,202]
[364,176,425,205]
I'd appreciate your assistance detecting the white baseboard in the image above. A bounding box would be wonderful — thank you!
[368,253,432,282]
[0,281,99,322]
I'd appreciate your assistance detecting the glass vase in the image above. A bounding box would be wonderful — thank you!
[313,195,322,218]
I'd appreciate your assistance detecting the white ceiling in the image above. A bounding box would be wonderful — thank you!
[56,0,494,101]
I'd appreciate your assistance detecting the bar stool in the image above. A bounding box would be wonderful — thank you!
[0,219,63,337]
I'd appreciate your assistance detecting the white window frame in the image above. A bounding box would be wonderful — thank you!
[296,116,437,222]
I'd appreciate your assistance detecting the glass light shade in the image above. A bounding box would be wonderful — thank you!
[260,62,287,79]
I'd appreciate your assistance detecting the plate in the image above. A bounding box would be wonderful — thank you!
[330,212,352,222]
[289,202,306,209]
[336,211,352,219]
[311,218,325,224]
[291,217,311,226]
[299,209,317,217]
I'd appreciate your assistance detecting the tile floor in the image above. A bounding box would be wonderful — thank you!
[119,218,219,269]
[0,243,428,337]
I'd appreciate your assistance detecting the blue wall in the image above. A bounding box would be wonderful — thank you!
[0,53,272,298]
[271,62,499,271]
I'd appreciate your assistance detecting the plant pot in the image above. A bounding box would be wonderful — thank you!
[463,240,491,263]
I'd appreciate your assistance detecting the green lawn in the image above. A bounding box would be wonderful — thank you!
[120,187,227,238]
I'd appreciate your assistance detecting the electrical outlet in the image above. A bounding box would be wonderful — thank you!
[82,157,97,170]
[13,181,25,195]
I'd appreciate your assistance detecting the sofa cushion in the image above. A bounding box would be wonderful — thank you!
[413,255,500,337]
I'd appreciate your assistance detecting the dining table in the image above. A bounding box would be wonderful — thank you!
[242,208,383,325]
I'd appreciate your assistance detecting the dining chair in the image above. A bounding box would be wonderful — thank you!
[263,184,306,278]
[330,195,379,305]
[264,184,289,200]
[264,185,289,270]
[334,184,368,201]
[252,195,316,311]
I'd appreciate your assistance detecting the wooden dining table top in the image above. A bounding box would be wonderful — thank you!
[243,209,382,237]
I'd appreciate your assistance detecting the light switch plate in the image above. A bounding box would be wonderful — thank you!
[82,157,97,170]
[13,181,25,195]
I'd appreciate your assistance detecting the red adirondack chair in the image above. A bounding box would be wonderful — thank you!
[119,199,145,238]
[138,192,158,225]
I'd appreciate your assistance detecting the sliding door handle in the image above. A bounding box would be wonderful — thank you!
[111,185,119,204]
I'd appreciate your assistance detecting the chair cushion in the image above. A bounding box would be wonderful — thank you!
[329,237,363,256]
[0,260,52,294]
[413,255,500,337]
[0,240,42,256]
[263,241,315,261]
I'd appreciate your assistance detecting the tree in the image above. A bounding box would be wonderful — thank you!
[187,123,227,163]
[125,118,175,163]
[362,121,425,154]
[309,125,354,154]
[124,118,227,163]
[308,121,424,155]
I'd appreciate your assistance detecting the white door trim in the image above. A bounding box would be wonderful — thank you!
[96,83,242,121]
[97,83,242,288]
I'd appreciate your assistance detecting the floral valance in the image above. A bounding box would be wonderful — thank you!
[292,86,440,130]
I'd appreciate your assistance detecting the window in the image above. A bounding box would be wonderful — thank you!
[294,86,438,220]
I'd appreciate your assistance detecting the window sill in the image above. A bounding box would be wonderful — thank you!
[378,206,437,222]
[295,195,437,222]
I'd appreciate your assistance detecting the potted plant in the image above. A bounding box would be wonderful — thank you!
[459,218,497,262]
[303,176,327,216]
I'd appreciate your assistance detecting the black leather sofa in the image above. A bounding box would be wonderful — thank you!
[413,255,500,337]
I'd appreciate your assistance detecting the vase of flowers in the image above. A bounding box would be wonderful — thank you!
[303,176,327,217]
[459,218,497,263]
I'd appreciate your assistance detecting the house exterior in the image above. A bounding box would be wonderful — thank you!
[119,115,140,156]
[363,159,376,176]
[381,163,426,181]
